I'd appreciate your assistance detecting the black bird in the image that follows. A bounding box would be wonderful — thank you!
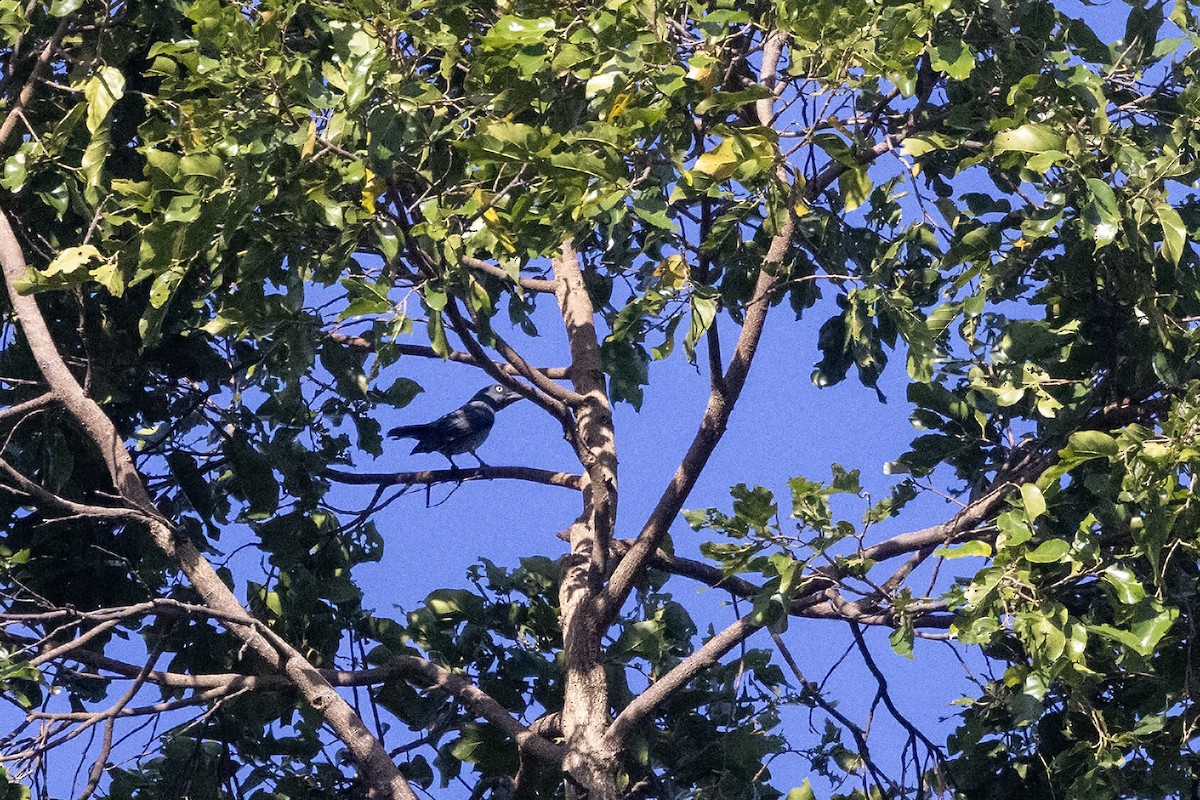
[388,384,523,468]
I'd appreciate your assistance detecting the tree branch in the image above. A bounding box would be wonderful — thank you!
[325,332,571,380]
[325,465,583,491]
[605,615,761,747]
[552,238,621,797]
[599,30,795,627]
[462,255,557,294]
[0,393,56,426]
[0,210,418,800]
[444,300,576,423]
[0,15,72,149]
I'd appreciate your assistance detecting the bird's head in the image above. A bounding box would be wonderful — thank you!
[473,384,524,409]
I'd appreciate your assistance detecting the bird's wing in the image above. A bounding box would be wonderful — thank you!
[430,402,493,439]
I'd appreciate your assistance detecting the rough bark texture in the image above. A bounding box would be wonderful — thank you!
[553,240,620,799]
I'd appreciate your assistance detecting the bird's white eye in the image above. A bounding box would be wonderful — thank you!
[495,385,504,391]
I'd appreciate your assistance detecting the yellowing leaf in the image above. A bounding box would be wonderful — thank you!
[301,118,317,159]
[689,139,740,183]
[993,123,1065,154]
[360,169,386,214]
[840,165,872,212]
[933,540,993,559]
[654,254,688,289]
[608,90,633,120]
[46,245,102,277]
[481,206,516,254]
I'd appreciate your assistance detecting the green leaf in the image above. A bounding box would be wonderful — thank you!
[1025,539,1070,563]
[889,622,915,659]
[1103,566,1146,605]
[839,164,871,212]
[1156,201,1187,265]
[84,66,125,134]
[1020,483,1046,522]
[928,40,974,80]
[1064,430,1118,458]
[1089,602,1178,656]
[49,0,83,15]
[484,15,555,45]
[45,245,101,278]
[1085,178,1119,247]
[786,779,816,800]
[993,124,1065,154]
[683,293,717,364]
[2,150,26,191]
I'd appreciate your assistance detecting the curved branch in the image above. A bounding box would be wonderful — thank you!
[462,255,557,294]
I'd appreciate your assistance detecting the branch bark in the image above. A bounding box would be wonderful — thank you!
[553,239,621,799]
[598,30,795,629]
[325,465,583,491]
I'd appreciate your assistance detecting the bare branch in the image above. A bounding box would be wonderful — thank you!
[462,255,557,294]
[771,631,899,795]
[325,332,571,380]
[0,393,56,427]
[444,300,576,422]
[599,30,795,627]
[325,465,583,491]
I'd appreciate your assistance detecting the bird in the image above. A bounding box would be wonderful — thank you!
[388,384,523,469]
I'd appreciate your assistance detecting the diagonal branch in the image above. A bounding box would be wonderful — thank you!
[444,299,576,421]
[598,30,794,627]
[0,15,72,149]
[604,615,761,747]
[325,332,571,380]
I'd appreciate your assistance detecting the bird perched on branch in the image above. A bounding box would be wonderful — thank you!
[388,384,523,469]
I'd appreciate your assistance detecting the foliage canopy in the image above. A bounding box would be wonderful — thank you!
[0,0,1199,798]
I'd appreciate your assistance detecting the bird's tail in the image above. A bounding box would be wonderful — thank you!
[388,424,427,439]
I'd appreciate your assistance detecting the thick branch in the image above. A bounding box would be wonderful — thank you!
[552,237,621,798]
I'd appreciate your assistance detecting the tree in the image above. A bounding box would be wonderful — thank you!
[0,0,1198,797]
